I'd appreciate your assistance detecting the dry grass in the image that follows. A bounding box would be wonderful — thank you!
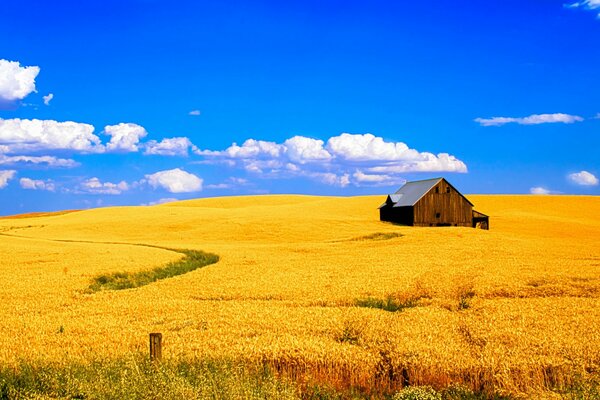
[0,195,599,398]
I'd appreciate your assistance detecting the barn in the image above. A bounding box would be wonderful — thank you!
[379,178,489,229]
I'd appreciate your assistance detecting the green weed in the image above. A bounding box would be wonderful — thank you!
[88,248,219,292]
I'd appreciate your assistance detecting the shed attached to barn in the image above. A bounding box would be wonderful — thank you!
[379,178,489,229]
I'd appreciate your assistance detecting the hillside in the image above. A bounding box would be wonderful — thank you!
[0,195,599,398]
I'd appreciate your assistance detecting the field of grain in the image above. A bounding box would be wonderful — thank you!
[0,195,599,398]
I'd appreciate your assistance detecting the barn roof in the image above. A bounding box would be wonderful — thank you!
[378,177,474,208]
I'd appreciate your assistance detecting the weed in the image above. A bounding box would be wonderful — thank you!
[352,232,404,241]
[0,356,298,399]
[88,248,219,292]
[336,319,367,345]
[456,285,476,311]
[355,293,421,312]
[392,386,442,400]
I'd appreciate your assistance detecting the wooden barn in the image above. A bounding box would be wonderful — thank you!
[379,178,489,229]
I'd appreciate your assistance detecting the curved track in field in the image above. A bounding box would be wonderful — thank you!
[0,229,219,291]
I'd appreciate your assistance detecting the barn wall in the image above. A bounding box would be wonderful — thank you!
[413,180,472,226]
[380,206,414,225]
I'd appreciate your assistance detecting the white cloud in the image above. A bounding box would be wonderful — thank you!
[199,139,284,159]
[205,183,231,189]
[198,133,467,187]
[353,171,389,183]
[0,154,79,168]
[206,177,248,189]
[80,177,129,195]
[530,186,552,195]
[283,136,331,163]
[20,178,55,191]
[565,0,600,17]
[0,60,39,101]
[327,133,419,161]
[475,113,584,127]
[144,137,198,156]
[0,118,102,153]
[307,172,350,187]
[568,170,599,186]
[189,110,201,116]
[42,93,54,106]
[104,123,148,152]
[142,198,179,206]
[326,133,467,172]
[352,171,408,187]
[365,153,467,174]
[0,170,16,188]
[145,168,203,193]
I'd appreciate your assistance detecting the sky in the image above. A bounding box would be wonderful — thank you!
[1,0,599,215]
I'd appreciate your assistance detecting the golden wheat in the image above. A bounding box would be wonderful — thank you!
[0,195,598,398]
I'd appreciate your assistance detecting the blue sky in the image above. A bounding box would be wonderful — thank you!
[1,0,599,215]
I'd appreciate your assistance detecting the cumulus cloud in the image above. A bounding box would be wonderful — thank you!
[144,168,203,193]
[0,60,39,101]
[327,133,419,161]
[42,93,54,106]
[0,154,79,168]
[80,177,129,195]
[20,178,55,191]
[189,110,201,116]
[144,137,198,156]
[530,186,552,195]
[0,118,102,153]
[104,123,148,152]
[475,113,584,127]
[568,170,599,186]
[197,133,467,187]
[565,0,600,17]
[199,139,284,159]
[284,136,331,163]
[0,170,16,188]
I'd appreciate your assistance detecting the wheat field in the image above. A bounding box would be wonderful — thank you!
[0,195,599,398]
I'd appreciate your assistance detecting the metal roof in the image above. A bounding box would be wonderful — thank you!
[378,178,475,209]
[389,178,443,207]
[379,178,473,208]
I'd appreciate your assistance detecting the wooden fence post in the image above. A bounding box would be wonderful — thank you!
[149,332,162,362]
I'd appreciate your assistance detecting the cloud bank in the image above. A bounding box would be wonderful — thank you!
[20,178,55,191]
[80,177,129,195]
[197,133,467,187]
[0,155,78,168]
[0,118,102,153]
[475,113,583,127]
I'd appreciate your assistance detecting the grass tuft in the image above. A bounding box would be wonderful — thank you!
[88,248,219,292]
[346,232,404,242]
[355,294,421,312]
